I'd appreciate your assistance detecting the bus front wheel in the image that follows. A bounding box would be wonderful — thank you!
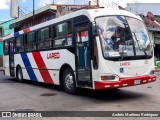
[16,66,24,83]
[63,68,77,94]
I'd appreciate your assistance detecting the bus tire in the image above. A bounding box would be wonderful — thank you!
[16,66,24,83]
[63,68,77,94]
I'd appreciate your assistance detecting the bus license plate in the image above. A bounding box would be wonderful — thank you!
[134,80,141,85]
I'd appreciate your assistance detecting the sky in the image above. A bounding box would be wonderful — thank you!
[0,0,160,21]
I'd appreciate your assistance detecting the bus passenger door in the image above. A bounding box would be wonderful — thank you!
[9,41,15,77]
[75,28,92,87]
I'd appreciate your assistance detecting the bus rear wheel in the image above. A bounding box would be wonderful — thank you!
[16,66,24,83]
[63,68,77,94]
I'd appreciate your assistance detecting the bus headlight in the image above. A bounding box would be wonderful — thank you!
[101,75,116,81]
[149,70,155,75]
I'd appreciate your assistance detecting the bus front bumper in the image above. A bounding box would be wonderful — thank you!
[94,75,156,90]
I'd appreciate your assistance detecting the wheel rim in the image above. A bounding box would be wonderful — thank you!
[65,73,74,90]
[18,69,22,80]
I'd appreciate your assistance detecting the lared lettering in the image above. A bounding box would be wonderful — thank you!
[120,62,130,66]
[47,52,60,59]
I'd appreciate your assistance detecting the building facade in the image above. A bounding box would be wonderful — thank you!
[0,19,15,54]
[126,3,160,61]
[0,19,15,38]
[10,5,57,32]
[0,19,15,67]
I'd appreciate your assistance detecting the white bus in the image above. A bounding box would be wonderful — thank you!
[3,8,156,94]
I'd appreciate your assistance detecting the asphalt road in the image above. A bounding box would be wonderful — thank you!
[0,71,160,120]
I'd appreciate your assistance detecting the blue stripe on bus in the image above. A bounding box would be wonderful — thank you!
[21,53,38,81]
[14,32,20,37]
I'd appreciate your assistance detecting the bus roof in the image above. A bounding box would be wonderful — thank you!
[3,8,141,41]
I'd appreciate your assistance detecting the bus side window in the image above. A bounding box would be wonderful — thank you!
[56,23,66,37]
[37,27,51,49]
[53,21,73,47]
[54,23,66,47]
[42,27,51,48]
[16,35,24,52]
[26,31,36,51]
[66,21,72,46]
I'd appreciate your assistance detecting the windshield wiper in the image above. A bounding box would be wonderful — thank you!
[133,32,148,57]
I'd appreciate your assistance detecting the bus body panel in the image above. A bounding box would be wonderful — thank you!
[98,58,154,78]
[92,37,156,90]
[14,49,75,85]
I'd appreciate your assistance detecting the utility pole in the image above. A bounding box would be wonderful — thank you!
[97,0,99,8]
[33,0,35,25]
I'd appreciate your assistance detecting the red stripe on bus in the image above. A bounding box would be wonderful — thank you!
[23,28,30,33]
[77,31,88,36]
[32,52,54,84]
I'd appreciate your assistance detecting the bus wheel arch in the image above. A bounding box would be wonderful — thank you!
[16,65,24,82]
[59,64,77,94]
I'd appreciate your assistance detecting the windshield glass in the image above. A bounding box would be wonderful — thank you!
[95,16,153,60]
[126,17,152,56]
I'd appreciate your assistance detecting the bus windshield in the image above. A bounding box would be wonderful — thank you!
[95,16,153,61]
